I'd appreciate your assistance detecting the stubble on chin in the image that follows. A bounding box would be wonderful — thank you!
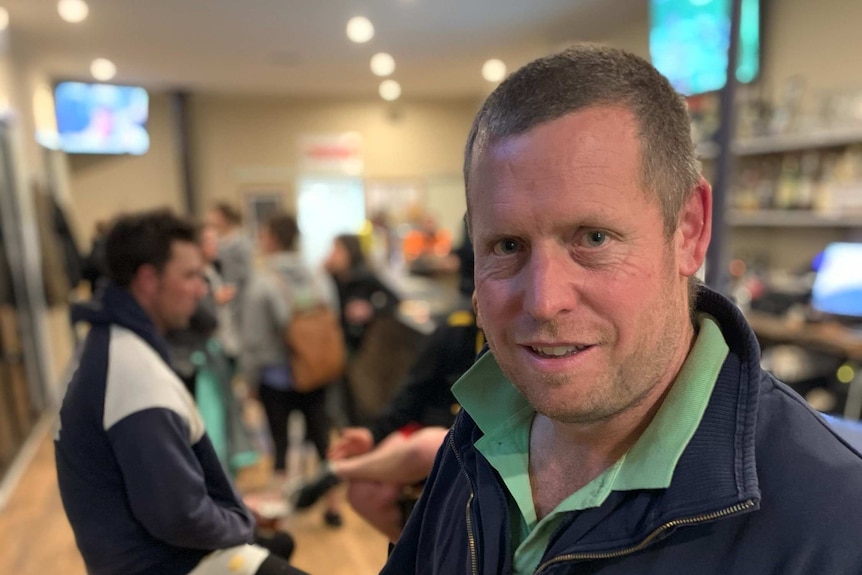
[509,367,650,425]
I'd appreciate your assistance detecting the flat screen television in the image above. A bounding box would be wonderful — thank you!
[811,242,862,319]
[54,82,150,155]
[650,0,760,96]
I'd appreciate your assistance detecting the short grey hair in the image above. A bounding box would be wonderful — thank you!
[464,44,699,237]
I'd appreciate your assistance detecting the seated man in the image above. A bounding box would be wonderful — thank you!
[55,210,307,575]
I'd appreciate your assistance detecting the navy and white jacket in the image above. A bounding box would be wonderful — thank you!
[55,284,255,575]
[382,287,862,574]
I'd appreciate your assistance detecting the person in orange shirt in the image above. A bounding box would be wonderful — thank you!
[402,214,451,263]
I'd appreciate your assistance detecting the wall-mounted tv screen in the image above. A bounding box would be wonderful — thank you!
[54,82,150,155]
[650,0,760,96]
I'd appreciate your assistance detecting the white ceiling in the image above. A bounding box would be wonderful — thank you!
[3,0,644,98]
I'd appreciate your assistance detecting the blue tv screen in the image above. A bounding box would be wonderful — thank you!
[54,82,150,155]
[650,0,760,96]
[811,243,862,319]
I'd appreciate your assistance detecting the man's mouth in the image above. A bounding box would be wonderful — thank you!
[528,345,591,358]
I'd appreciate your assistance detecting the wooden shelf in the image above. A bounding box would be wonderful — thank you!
[734,127,862,156]
[727,210,862,228]
[697,126,862,160]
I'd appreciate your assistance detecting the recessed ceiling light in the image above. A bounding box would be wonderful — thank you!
[90,58,116,82]
[370,53,395,77]
[58,0,89,24]
[0,8,9,31]
[379,79,401,101]
[482,59,507,83]
[346,16,374,43]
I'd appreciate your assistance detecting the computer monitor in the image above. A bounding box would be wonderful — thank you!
[811,242,862,319]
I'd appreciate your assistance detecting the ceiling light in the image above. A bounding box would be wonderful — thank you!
[346,16,374,43]
[370,53,395,77]
[58,0,89,23]
[0,8,9,31]
[90,58,116,82]
[482,59,507,83]
[379,79,401,101]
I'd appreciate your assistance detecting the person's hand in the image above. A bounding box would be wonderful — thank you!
[237,380,258,402]
[345,299,374,324]
[214,284,237,305]
[329,427,374,460]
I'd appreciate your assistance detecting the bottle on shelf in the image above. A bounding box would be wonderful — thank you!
[774,155,801,210]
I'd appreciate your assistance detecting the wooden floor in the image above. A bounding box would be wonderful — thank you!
[0,425,389,575]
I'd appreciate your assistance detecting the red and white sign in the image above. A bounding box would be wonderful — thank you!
[298,132,363,175]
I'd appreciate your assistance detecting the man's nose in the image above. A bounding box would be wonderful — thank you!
[521,247,577,322]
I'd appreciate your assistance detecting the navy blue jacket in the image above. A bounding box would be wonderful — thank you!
[56,284,255,575]
[382,287,862,574]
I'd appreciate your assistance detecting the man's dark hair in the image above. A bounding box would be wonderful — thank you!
[212,202,243,226]
[334,234,366,271]
[265,213,300,251]
[464,44,699,237]
[105,210,198,288]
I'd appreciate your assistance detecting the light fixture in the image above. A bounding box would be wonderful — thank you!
[379,79,401,101]
[370,53,395,77]
[90,58,116,82]
[346,16,374,43]
[0,8,9,31]
[58,0,89,23]
[482,59,507,83]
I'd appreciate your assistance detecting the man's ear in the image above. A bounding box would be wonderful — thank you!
[676,177,712,278]
[132,264,160,298]
[471,291,482,329]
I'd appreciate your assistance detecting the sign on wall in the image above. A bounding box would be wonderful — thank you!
[297,132,363,176]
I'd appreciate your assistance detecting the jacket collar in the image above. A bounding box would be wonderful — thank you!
[73,282,172,365]
[661,286,762,515]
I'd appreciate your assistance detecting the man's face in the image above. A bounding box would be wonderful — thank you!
[206,210,228,236]
[470,107,697,424]
[152,241,207,331]
[199,226,220,263]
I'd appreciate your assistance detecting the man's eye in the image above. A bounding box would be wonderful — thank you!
[493,238,520,255]
[584,231,608,247]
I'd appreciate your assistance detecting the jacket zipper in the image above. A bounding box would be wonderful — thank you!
[448,430,479,575]
[532,498,757,574]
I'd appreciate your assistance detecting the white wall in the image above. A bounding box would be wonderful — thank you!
[190,95,478,239]
[760,0,862,95]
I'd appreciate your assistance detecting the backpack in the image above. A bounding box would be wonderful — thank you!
[276,268,346,393]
